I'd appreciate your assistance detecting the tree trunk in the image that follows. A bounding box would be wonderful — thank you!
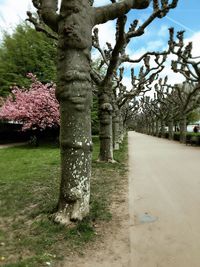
[151,120,154,136]
[168,119,174,140]
[98,89,114,162]
[147,122,151,135]
[34,0,151,225]
[155,120,159,137]
[179,115,187,143]
[113,110,120,150]
[54,1,93,224]
[119,113,125,143]
[160,119,165,138]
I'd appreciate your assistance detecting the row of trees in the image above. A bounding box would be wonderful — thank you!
[0,0,180,225]
[133,29,200,143]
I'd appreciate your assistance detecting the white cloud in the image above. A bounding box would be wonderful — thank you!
[122,75,132,91]
[94,20,116,48]
[159,60,185,85]
[158,24,170,38]
[0,0,34,37]
[185,31,200,58]
[94,0,110,7]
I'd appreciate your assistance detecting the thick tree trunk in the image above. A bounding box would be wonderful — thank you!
[155,120,159,137]
[54,1,93,224]
[98,89,114,162]
[119,114,125,142]
[151,120,154,136]
[168,119,174,140]
[34,0,151,225]
[160,119,165,138]
[113,110,120,150]
[179,115,187,143]
[147,123,151,135]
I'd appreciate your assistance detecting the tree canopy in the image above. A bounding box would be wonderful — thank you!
[0,23,57,97]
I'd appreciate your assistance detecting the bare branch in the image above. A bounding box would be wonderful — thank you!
[27,11,58,40]
[94,0,149,25]
[103,16,127,85]
[36,0,59,32]
[127,0,178,39]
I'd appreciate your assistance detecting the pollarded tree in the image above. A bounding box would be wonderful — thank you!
[168,28,200,85]
[0,73,59,131]
[28,0,152,225]
[167,28,200,142]
[152,77,200,143]
[153,77,176,139]
[91,0,178,162]
[169,82,200,143]
[112,52,167,148]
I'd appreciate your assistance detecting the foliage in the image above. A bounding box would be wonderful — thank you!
[91,95,99,135]
[173,132,200,145]
[0,74,59,131]
[0,23,57,97]
[0,137,127,266]
[187,109,200,124]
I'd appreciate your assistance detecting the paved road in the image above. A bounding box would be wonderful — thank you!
[128,131,200,267]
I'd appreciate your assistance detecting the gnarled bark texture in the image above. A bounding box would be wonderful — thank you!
[160,119,165,138]
[32,0,150,225]
[179,115,187,143]
[54,1,94,224]
[168,119,174,140]
[98,88,114,162]
[113,112,120,150]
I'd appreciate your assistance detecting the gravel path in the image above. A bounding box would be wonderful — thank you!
[128,131,200,267]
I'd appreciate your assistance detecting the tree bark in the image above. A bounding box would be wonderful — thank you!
[179,115,187,143]
[32,0,150,224]
[54,1,94,224]
[119,113,125,142]
[160,119,165,138]
[151,119,154,136]
[155,120,159,137]
[168,119,174,140]
[113,107,120,150]
[98,87,114,162]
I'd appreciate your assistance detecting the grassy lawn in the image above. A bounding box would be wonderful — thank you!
[0,137,127,267]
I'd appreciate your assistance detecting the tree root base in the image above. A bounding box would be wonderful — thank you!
[97,158,117,163]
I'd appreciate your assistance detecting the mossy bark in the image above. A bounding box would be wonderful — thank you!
[179,115,187,143]
[54,1,94,224]
[35,0,150,224]
[151,120,154,136]
[98,88,114,162]
[160,119,165,138]
[168,119,174,140]
[119,114,125,143]
[113,108,120,150]
[155,120,159,137]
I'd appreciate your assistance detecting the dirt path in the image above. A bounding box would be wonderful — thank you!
[129,131,200,267]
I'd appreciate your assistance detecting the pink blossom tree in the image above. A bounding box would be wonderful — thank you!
[0,73,60,131]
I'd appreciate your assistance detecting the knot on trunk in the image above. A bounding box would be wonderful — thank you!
[101,103,113,112]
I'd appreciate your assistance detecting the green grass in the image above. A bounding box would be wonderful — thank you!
[0,137,127,267]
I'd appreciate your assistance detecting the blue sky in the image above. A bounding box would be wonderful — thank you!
[0,0,199,87]
[91,1,200,87]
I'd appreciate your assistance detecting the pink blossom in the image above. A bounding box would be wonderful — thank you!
[0,74,60,131]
